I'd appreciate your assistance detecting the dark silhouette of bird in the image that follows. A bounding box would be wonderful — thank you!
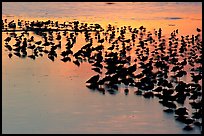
[196,28,201,32]
[190,73,202,83]
[8,20,16,28]
[143,91,154,98]
[175,107,188,116]
[55,41,61,48]
[189,92,199,102]
[5,44,12,51]
[61,57,71,62]
[97,87,105,95]
[28,36,34,42]
[124,88,129,95]
[92,62,103,69]
[98,38,104,44]
[183,118,194,131]
[28,54,35,60]
[86,83,98,90]
[134,73,144,80]
[171,65,181,72]
[86,74,100,84]
[190,100,202,111]
[107,44,115,51]
[4,37,11,43]
[48,54,55,61]
[27,44,36,50]
[127,64,137,74]
[162,101,177,110]
[174,70,187,81]
[134,90,143,95]
[56,34,62,40]
[91,67,102,74]
[152,86,163,93]
[73,59,80,67]
[124,39,131,43]
[8,53,13,58]
[35,41,42,45]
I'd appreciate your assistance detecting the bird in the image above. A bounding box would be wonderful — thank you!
[14,52,21,57]
[190,73,202,83]
[124,88,129,95]
[98,38,104,44]
[4,37,11,43]
[73,60,80,67]
[107,45,115,51]
[162,101,177,110]
[189,93,199,102]
[127,64,137,74]
[8,53,13,58]
[91,67,102,74]
[27,44,36,50]
[143,91,154,98]
[171,65,181,72]
[183,118,194,131]
[134,90,143,95]
[48,54,55,61]
[174,70,187,81]
[162,88,174,97]
[35,41,42,45]
[92,62,103,69]
[5,44,12,51]
[28,54,35,60]
[124,39,131,43]
[86,74,100,84]
[56,34,61,40]
[61,57,71,62]
[196,28,201,32]
[175,107,188,116]
[97,87,105,95]
[152,86,163,93]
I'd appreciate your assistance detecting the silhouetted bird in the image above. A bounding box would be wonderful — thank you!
[175,107,188,116]
[162,101,177,110]
[4,37,11,43]
[190,73,202,83]
[73,60,80,67]
[183,118,194,131]
[86,74,100,84]
[91,67,102,74]
[143,91,154,98]
[124,88,129,95]
[56,34,61,40]
[35,41,42,45]
[8,53,13,58]
[5,44,12,51]
[98,38,104,44]
[61,57,71,62]
[196,28,201,32]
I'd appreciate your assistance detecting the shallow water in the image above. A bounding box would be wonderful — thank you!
[2,2,202,134]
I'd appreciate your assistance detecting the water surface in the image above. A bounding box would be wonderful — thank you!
[2,2,202,134]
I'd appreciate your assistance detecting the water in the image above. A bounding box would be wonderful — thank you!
[2,2,202,20]
[2,2,202,36]
[2,2,202,134]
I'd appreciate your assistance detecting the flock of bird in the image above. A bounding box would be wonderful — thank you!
[2,19,202,133]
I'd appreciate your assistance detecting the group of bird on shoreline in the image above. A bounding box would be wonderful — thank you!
[2,19,202,133]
